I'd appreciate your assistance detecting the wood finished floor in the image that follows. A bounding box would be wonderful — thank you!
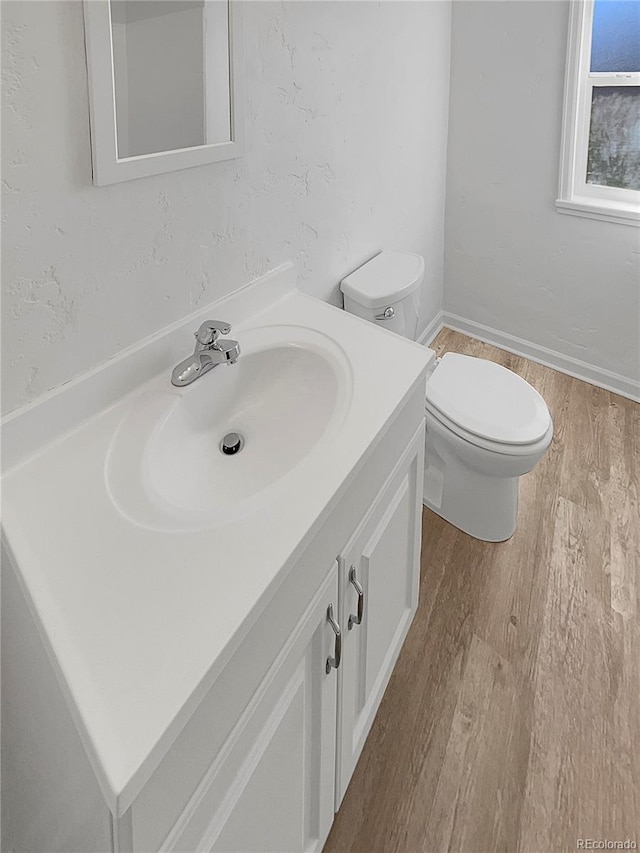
[324,328,640,853]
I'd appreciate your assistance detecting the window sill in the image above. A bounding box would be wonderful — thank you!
[556,198,640,227]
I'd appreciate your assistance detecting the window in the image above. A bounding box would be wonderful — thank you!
[557,0,640,226]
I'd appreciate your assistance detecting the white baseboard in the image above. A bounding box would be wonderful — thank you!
[417,312,444,347]
[442,311,640,403]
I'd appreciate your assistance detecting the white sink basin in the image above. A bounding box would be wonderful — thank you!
[106,325,352,531]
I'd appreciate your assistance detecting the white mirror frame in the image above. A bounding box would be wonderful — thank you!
[83,0,244,186]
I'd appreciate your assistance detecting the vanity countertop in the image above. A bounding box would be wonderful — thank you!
[1,265,432,816]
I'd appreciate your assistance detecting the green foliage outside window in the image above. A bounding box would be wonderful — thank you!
[587,86,640,190]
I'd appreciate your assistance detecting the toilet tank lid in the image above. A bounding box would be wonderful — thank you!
[340,251,424,310]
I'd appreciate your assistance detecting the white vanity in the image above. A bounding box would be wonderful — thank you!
[1,264,432,852]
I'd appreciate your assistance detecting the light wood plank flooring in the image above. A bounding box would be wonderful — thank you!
[324,328,639,853]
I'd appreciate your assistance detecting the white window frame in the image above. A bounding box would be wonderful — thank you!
[557,0,640,227]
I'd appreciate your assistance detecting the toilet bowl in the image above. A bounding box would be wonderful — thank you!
[341,251,553,542]
[424,408,553,541]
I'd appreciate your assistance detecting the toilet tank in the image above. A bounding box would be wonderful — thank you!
[340,251,424,341]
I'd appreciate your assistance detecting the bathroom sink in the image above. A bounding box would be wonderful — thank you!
[106,325,352,531]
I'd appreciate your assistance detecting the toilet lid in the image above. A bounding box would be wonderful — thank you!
[425,353,550,445]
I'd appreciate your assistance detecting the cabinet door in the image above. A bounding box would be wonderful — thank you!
[336,425,425,806]
[163,564,340,853]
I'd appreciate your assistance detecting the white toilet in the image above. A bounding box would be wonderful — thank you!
[341,251,553,542]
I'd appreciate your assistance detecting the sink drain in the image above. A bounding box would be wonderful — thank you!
[220,431,244,456]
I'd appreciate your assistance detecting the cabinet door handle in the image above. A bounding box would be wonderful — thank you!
[348,566,364,630]
[325,604,342,673]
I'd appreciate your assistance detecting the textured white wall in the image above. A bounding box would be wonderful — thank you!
[445,1,640,386]
[1,0,452,416]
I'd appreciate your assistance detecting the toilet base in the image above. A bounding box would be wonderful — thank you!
[423,432,519,542]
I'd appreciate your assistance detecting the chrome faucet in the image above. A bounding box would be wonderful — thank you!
[171,320,240,387]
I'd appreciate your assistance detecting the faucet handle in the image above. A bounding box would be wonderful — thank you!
[194,320,232,346]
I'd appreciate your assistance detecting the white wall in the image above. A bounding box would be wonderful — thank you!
[445,1,640,394]
[1,0,452,416]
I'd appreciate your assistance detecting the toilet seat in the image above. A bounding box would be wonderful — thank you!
[425,353,551,450]
[424,398,553,457]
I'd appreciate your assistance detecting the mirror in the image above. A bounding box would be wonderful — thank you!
[83,0,243,185]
